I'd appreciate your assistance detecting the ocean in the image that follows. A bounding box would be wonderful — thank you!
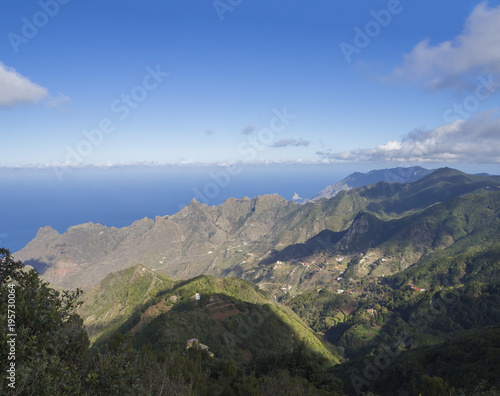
[1,164,364,252]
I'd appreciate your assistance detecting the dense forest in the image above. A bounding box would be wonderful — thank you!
[2,248,500,395]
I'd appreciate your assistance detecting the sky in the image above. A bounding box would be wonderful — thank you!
[3,0,500,173]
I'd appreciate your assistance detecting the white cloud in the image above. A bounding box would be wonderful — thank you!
[272,138,310,148]
[46,92,72,109]
[0,62,48,107]
[321,111,500,163]
[1,159,337,170]
[391,2,500,90]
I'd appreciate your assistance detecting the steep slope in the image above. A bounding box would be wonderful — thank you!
[301,166,432,203]
[77,268,342,365]
[337,189,500,269]
[15,194,299,289]
[131,275,341,364]
[14,168,500,290]
[77,264,175,343]
[283,245,500,394]
[326,280,500,395]
[262,168,500,250]
[330,325,500,395]
[252,189,500,299]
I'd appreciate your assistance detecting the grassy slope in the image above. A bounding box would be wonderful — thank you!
[132,275,342,365]
[79,269,342,365]
[77,264,175,343]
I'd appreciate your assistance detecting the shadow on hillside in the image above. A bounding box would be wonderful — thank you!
[258,229,346,266]
[22,259,51,275]
[127,290,342,367]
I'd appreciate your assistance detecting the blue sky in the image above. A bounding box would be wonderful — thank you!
[2,0,500,171]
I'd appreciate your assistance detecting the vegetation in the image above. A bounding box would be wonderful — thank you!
[330,326,500,395]
[1,248,346,395]
[77,264,175,343]
[84,271,342,365]
[5,168,500,394]
[0,248,89,394]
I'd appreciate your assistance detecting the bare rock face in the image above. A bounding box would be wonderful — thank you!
[14,195,300,290]
[14,167,500,291]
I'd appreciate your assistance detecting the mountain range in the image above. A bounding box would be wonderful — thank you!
[299,166,433,203]
[15,167,500,291]
[9,165,500,394]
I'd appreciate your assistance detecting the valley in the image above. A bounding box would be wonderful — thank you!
[4,167,500,395]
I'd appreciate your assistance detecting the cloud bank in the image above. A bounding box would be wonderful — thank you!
[320,111,500,163]
[0,62,48,107]
[391,2,500,90]
[1,159,332,170]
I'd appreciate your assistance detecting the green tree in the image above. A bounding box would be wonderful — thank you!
[0,249,89,395]
[419,375,456,396]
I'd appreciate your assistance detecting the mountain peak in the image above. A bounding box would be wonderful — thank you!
[36,225,59,236]
[302,166,433,203]
[67,222,102,232]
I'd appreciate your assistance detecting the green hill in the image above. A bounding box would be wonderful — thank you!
[330,325,500,395]
[79,268,342,366]
[77,265,176,343]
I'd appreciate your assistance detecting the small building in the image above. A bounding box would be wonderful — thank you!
[186,338,214,357]
[194,293,201,301]
[408,282,426,292]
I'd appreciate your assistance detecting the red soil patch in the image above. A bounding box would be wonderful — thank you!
[211,306,241,321]
[130,298,171,335]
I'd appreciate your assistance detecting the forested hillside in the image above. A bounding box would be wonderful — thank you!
[4,168,500,395]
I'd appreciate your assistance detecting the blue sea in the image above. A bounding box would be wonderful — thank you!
[1,164,369,252]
